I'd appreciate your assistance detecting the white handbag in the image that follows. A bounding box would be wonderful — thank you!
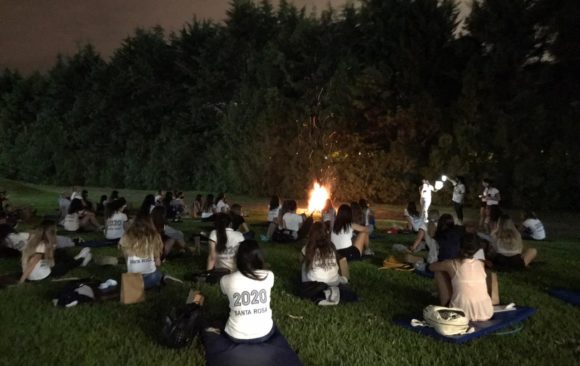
[412,305,474,336]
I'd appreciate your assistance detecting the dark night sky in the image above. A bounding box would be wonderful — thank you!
[0,0,471,73]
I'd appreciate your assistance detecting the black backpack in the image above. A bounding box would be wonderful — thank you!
[160,303,203,348]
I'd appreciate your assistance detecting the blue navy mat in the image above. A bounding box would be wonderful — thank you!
[549,289,580,306]
[393,307,536,344]
[415,268,434,279]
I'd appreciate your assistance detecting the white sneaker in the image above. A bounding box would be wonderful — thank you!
[363,248,375,256]
[81,251,92,267]
[74,247,91,261]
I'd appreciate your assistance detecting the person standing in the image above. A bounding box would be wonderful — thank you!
[420,179,436,220]
[446,176,466,225]
[479,178,500,228]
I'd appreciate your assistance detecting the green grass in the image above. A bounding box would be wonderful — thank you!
[0,178,579,365]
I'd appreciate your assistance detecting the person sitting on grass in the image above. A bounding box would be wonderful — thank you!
[138,194,156,217]
[321,199,336,234]
[429,233,499,321]
[201,194,216,222]
[331,204,370,269]
[262,195,281,241]
[96,194,108,217]
[119,216,164,289]
[490,214,537,269]
[19,220,92,284]
[403,201,423,233]
[201,240,301,366]
[281,200,304,241]
[207,213,245,280]
[192,194,203,219]
[104,198,129,242]
[150,206,191,258]
[300,222,357,305]
[520,210,546,241]
[230,204,254,240]
[63,198,101,232]
[215,192,230,214]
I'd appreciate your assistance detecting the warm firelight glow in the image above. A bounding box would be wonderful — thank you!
[308,182,330,213]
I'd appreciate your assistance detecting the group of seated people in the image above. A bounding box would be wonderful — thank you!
[1,186,549,363]
[399,201,543,321]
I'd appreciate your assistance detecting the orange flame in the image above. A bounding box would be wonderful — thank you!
[308,182,330,213]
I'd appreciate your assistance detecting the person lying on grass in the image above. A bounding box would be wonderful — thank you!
[490,214,537,269]
[207,213,245,278]
[429,233,499,321]
[19,219,92,284]
[119,216,164,289]
[63,198,101,232]
[331,204,370,268]
[300,222,356,305]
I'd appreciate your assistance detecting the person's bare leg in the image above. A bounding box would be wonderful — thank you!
[434,271,452,306]
[266,222,276,239]
[338,257,349,279]
[522,248,537,266]
[164,238,176,256]
[409,230,425,252]
[486,271,500,305]
[352,232,368,254]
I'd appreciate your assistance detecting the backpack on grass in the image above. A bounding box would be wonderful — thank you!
[422,305,473,336]
[160,303,203,348]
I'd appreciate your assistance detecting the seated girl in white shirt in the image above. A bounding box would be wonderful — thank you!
[119,216,164,289]
[19,220,92,284]
[281,200,304,240]
[331,204,370,276]
[63,198,101,232]
[520,210,546,241]
[201,194,217,222]
[104,198,129,242]
[207,213,245,282]
[300,222,357,305]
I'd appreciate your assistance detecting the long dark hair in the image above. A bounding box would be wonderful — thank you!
[139,194,155,217]
[406,201,419,217]
[203,194,214,212]
[350,202,364,225]
[214,213,231,253]
[434,214,455,241]
[236,240,266,281]
[215,192,225,205]
[68,198,84,214]
[107,198,127,219]
[150,206,166,233]
[269,195,280,211]
[163,191,173,208]
[333,204,352,234]
[459,233,481,259]
[305,222,336,271]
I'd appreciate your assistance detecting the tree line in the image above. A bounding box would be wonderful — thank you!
[0,0,578,209]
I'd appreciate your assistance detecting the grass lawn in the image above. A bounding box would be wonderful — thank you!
[0,178,579,366]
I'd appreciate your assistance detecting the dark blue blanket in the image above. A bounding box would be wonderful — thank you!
[393,307,536,344]
[549,289,580,306]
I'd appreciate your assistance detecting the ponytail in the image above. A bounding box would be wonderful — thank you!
[214,213,231,253]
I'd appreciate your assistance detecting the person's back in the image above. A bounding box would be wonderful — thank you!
[450,258,493,321]
[301,247,340,285]
[209,228,244,271]
[220,270,274,341]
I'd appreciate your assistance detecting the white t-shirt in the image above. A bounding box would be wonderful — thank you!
[452,183,466,204]
[105,212,128,240]
[283,212,304,233]
[421,184,435,200]
[63,213,80,232]
[216,200,230,213]
[522,218,546,240]
[4,232,30,251]
[209,228,245,271]
[323,207,336,224]
[484,187,500,205]
[201,204,216,218]
[300,246,340,285]
[24,243,51,281]
[220,270,274,340]
[404,209,424,232]
[70,192,83,200]
[126,254,156,275]
[267,207,280,222]
[331,225,354,250]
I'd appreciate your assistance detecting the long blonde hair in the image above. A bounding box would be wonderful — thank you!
[119,216,163,258]
[22,220,57,267]
[494,214,523,252]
